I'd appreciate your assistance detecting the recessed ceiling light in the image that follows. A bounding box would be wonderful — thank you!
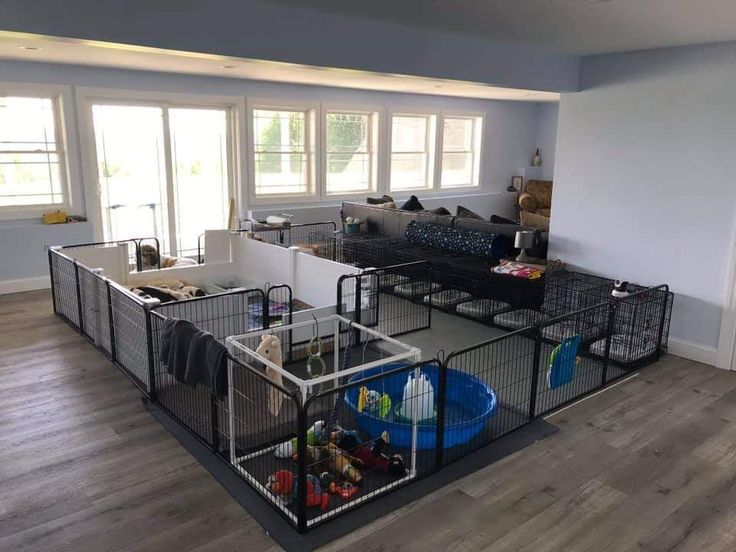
[19,46,42,51]
[220,64,236,69]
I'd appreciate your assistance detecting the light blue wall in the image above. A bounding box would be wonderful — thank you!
[0,0,579,92]
[535,103,559,181]
[551,41,736,351]
[0,220,94,282]
[0,60,550,288]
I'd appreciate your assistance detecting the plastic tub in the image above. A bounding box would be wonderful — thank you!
[344,362,496,450]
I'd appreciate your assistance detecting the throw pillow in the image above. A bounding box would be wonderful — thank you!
[400,195,424,211]
[456,205,484,220]
[490,214,518,225]
[428,206,451,216]
[366,194,394,205]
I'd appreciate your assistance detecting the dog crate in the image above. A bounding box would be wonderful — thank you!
[224,315,425,530]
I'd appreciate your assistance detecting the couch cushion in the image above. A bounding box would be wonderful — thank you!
[520,210,550,232]
[405,220,509,259]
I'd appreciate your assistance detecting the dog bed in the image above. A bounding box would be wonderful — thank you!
[379,274,410,290]
[541,320,602,343]
[456,299,511,320]
[494,309,546,329]
[393,281,442,298]
[422,289,473,308]
[589,333,658,364]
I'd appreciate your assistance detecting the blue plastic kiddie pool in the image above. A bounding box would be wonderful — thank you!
[344,362,497,450]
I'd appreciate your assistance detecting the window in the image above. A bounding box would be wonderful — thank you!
[0,95,67,208]
[441,115,482,189]
[324,111,377,195]
[389,114,436,192]
[252,107,314,198]
[92,102,232,256]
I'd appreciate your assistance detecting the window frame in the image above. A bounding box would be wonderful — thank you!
[0,82,81,220]
[77,87,244,246]
[438,111,484,191]
[387,109,438,194]
[246,98,318,205]
[320,105,380,200]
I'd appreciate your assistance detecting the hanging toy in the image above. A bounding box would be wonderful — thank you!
[357,386,369,413]
[379,393,392,419]
[306,335,327,391]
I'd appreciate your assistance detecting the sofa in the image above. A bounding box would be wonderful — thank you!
[518,180,552,232]
[340,201,548,259]
[339,201,546,310]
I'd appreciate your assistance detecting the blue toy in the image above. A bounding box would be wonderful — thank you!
[547,335,581,389]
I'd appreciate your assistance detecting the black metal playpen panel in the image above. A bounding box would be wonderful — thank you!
[47,242,674,533]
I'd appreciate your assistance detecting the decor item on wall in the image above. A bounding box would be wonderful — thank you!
[514,230,536,262]
[509,176,523,192]
[532,148,542,167]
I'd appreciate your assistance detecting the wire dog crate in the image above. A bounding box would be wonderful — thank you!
[225,315,424,529]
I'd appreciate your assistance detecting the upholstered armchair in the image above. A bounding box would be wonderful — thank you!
[518,180,552,231]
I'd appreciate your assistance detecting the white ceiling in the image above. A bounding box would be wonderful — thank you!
[271,0,736,55]
[0,32,560,102]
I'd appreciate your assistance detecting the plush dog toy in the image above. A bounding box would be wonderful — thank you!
[266,469,329,510]
[351,431,407,477]
[297,443,363,484]
[255,334,284,416]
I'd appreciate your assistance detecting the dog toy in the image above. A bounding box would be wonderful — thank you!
[255,334,284,416]
[352,431,407,477]
[357,386,369,412]
[266,470,329,510]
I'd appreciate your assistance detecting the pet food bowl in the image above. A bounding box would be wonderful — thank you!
[344,362,497,450]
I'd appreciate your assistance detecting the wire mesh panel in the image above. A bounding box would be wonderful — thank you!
[534,303,613,416]
[592,284,673,370]
[150,289,267,446]
[49,249,81,328]
[337,262,432,338]
[77,264,102,343]
[247,222,338,261]
[301,360,435,529]
[109,284,152,392]
[227,316,423,531]
[221,352,304,529]
[442,330,536,466]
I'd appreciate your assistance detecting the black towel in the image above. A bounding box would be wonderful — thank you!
[163,319,199,382]
[184,330,229,398]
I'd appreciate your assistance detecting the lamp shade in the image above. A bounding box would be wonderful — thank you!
[514,230,536,250]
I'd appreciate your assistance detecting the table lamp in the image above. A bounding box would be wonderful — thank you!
[514,230,536,263]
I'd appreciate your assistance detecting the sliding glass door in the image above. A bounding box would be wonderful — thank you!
[92,102,232,256]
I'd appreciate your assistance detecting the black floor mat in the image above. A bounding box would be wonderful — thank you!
[145,399,558,552]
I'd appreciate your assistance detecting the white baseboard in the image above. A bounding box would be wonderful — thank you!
[0,275,51,295]
[667,338,718,367]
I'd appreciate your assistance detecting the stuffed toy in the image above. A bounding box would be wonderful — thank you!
[255,334,284,416]
[327,443,362,484]
[296,443,363,484]
[266,469,329,510]
[351,431,407,477]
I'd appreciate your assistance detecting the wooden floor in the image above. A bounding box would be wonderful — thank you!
[2,291,736,552]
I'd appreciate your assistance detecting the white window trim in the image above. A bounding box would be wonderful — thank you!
[0,82,82,221]
[438,111,485,192]
[387,109,438,195]
[76,87,245,243]
[246,98,319,206]
[320,104,381,201]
